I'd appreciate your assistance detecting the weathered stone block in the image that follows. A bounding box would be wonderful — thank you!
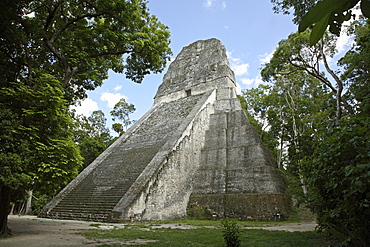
[204,129,227,149]
[208,113,228,129]
[199,148,227,169]
[227,110,249,128]
[192,169,227,194]
[188,194,291,221]
[226,146,246,169]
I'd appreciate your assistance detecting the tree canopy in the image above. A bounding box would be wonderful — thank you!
[0,74,83,233]
[72,110,113,170]
[0,0,171,235]
[261,30,352,121]
[111,98,136,135]
[243,14,370,245]
[0,0,172,101]
[339,19,370,115]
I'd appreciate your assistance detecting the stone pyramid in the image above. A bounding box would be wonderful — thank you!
[39,38,290,222]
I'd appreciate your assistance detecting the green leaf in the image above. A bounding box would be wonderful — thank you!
[361,0,370,18]
[310,13,331,46]
[354,180,363,186]
[299,0,348,32]
[343,10,352,21]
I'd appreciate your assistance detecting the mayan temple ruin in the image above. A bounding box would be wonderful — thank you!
[39,38,290,222]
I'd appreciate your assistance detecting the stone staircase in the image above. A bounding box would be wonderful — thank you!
[48,177,126,221]
[42,95,202,221]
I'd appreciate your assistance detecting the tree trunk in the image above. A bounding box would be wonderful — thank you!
[300,177,308,195]
[0,182,11,235]
[25,190,33,215]
[320,45,350,121]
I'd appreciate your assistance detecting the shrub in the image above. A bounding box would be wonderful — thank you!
[221,220,241,247]
[302,116,370,246]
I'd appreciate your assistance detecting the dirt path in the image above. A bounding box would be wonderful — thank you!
[1,215,317,247]
[2,215,101,247]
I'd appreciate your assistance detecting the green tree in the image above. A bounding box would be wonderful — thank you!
[299,18,370,247]
[243,71,333,176]
[110,98,136,135]
[339,19,370,115]
[87,111,110,137]
[0,0,171,234]
[261,30,353,122]
[271,0,318,24]
[0,0,171,101]
[0,74,83,234]
[302,116,370,246]
[221,221,241,247]
[254,13,370,246]
[73,111,113,169]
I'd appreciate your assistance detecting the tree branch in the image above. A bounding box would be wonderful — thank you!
[50,12,106,43]
[86,50,133,59]
[42,1,69,70]
[288,59,338,94]
[322,49,354,116]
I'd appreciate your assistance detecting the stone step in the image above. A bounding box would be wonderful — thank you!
[60,196,122,201]
[50,207,114,214]
[61,194,126,201]
[51,206,114,213]
[61,192,124,197]
[67,188,125,193]
[56,200,120,206]
[54,201,118,207]
[65,184,134,194]
[46,211,111,222]
[64,190,127,195]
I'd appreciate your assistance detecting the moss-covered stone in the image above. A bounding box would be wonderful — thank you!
[188,193,291,221]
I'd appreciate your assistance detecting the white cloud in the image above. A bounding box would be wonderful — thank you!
[100,92,128,108]
[335,33,354,56]
[230,57,241,63]
[227,50,243,64]
[240,78,254,86]
[259,50,275,64]
[226,50,234,59]
[204,0,214,8]
[71,97,99,116]
[203,0,226,9]
[235,82,242,95]
[233,63,249,76]
[240,75,263,88]
[334,7,360,57]
[227,50,250,76]
[114,85,123,92]
[227,50,266,91]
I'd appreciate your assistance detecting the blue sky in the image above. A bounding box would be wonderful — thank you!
[72,0,351,133]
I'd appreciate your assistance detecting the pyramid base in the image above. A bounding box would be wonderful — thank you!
[187,193,291,221]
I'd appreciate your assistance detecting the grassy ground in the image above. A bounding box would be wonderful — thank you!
[81,220,327,247]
